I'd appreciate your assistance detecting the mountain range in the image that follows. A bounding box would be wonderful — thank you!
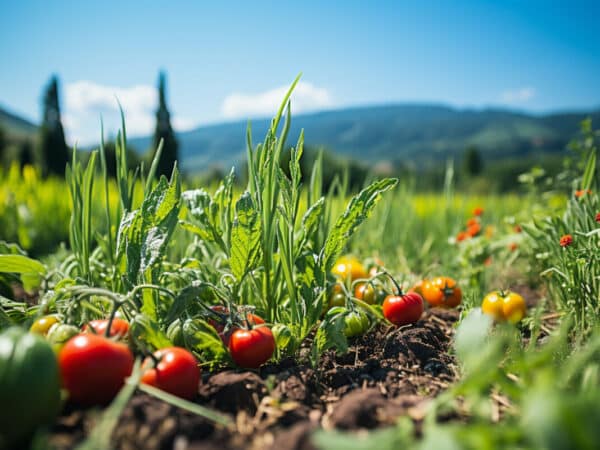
[2,103,598,173]
[0,106,37,140]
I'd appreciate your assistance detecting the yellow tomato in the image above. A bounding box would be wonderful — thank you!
[481,292,505,321]
[482,291,526,323]
[331,256,368,282]
[30,315,61,336]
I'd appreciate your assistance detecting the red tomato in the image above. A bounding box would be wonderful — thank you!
[141,347,200,400]
[228,326,275,369]
[84,318,130,338]
[208,306,265,346]
[59,334,134,406]
[382,292,424,326]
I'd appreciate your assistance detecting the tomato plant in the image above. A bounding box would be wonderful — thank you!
[30,314,61,336]
[0,327,61,448]
[228,326,276,369]
[331,255,368,282]
[383,292,424,326]
[482,290,527,323]
[422,277,462,308]
[84,317,130,338]
[59,334,134,406]
[141,347,200,400]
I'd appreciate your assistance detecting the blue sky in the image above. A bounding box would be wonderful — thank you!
[1,0,599,144]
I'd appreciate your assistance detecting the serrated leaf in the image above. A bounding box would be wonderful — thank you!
[116,169,181,289]
[301,197,325,243]
[230,191,261,281]
[179,221,214,242]
[323,178,398,272]
[130,314,173,350]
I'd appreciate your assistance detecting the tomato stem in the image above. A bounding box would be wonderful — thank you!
[105,300,124,338]
[379,269,404,296]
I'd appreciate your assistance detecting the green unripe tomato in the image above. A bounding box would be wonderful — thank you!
[343,310,370,338]
[0,327,61,448]
[47,323,79,353]
[328,292,346,309]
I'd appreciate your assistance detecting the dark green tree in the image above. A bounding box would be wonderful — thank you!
[39,76,69,176]
[463,145,483,176]
[0,126,5,167]
[152,71,178,178]
[19,140,34,168]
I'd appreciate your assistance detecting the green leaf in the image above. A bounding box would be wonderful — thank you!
[183,318,230,366]
[130,314,173,350]
[454,308,493,366]
[322,178,398,272]
[581,146,596,191]
[165,282,209,323]
[182,188,228,252]
[313,427,404,450]
[0,241,27,256]
[116,168,181,289]
[230,191,261,281]
[0,255,46,275]
[301,197,325,244]
[314,311,348,357]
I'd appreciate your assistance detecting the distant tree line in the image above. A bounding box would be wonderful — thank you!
[0,72,178,179]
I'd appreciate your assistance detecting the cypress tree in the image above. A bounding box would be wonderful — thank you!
[463,145,483,177]
[19,140,34,168]
[0,126,5,167]
[152,71,178,178]
[39,76,69,176]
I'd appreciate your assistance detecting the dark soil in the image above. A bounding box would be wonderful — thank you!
[48,308,459,450]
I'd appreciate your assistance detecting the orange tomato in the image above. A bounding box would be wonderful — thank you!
[421,277,462,308]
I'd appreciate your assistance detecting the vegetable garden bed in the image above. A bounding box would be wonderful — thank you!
[49,309,458,450]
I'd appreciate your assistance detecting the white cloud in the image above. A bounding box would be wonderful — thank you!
[63,81,196,146]
[221,81,333,119]
[500,87,536,104]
